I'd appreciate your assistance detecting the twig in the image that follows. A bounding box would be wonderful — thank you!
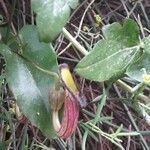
[120,0,130,17]
[59,0,95,56]
[126,125,131,150]
[139,1,150,27]
[55,138,67,150]
[0,0,9,21]
[82,109,150,135]
[21,0,26,25]
[62,28,88,56]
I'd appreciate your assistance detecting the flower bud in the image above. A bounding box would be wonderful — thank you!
[50,64,80,139]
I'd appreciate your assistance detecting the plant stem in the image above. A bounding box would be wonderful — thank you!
[32,62,59,80]
[62,28,88,56]
[82,130,88,150]
[116,80,150,103]
[131,82,146,101]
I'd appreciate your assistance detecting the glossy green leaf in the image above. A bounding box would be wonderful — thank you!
[126,36,150,82]
[31,0,78,42]
[0,36,58,138]
[75,19,140,82]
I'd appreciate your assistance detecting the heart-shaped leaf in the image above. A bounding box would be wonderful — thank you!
[18,25,59,101]
[75,19,141,82]
[31,0,78,42]
[19,25,57,72]
[0,25,58,138]
[102,18,139,46]
[126,36,150,82]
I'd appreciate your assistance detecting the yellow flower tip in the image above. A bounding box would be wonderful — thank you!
[143,74,150,85]
[83,26,89,32]
[94,14,101,24]
[59,64,78,93]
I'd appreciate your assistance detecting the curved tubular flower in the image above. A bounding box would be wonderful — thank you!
[50,64,80,139]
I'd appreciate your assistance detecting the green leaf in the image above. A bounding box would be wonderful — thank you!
[18,25,59,100]
[19,25,57,72]
[102,18,139,46]
[0,41,58,138]
[31,0,78,42]
[75,19,140,82]
[126,36,150,82]
[76,46,141,82]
